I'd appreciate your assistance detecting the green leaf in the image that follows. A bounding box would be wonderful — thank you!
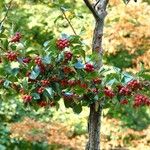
[45,87,54,99]
[3,80,11,88]
[73,103,82,114]
[11,68,19,76]
[123,0,130,4]
[122,73,134,83]
[0,144,6,150]
[43,41,50,47]
[74,61,84,69]
[31,93,40,100]
[29,65,40,80]
[42,55,51,64]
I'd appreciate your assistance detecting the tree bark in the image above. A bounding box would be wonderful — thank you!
[86,103,103,150]
[84,0,109,150]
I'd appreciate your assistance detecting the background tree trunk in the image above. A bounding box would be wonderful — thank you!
[84,0,109,149]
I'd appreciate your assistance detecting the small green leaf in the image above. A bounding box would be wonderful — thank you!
[3,80,11,88]
[73,103,82,114]
[31,93,40,100]
[45,87,54,99]
[43,41,50,47]
[74,61,84,69]
[42,55,51,64]
[29,65,40,79]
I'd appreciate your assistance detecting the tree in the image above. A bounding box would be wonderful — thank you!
[0,0,150,150]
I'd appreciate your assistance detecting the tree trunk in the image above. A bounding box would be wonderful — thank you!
[86,103,103,150]
[84,0,109,149]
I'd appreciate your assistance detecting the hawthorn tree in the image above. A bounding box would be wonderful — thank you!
[0,0,150,150]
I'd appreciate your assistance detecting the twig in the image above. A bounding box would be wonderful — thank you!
[94,0,101,9]
[60,7,77,35]
[0,0,13,25]
[83,0,99,20]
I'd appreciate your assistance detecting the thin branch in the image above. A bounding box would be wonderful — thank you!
[83,0,99,20]
[94,0,101,9]
[0,0,13,25]
[60,7,77,35]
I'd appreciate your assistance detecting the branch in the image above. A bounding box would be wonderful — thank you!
[83,0,99,20]
[0,0,13,25]
[94,0,100,9]
[60,7,77,35]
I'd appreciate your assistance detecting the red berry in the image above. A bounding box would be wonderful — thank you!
[41,80,50,86]
[56,38,70,50]
[104,88,115,99]
[85,63,94,72]
[64,51,73,61]
[34,56,42,65]
[80,83,88,89]
[10,32,21,43]
[120,99,128,105]
[37,87,45,94]
[23,57,31,63]
[68,80,76,86]
[63,66,73,74]
[38,101,48,107]
[61,79,68,87]
[134,94,150,107]
[93,78,101,84]
[119,86,131,96]
[127,80,141,90]
[22,94,32,103]
[6,51,18,61]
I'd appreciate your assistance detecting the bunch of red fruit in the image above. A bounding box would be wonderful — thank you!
[41,80,50,86]
[118,86,131,96]
[134,94,150,107]
[22,95,32,103]
[34,56,42,65]
[84,63,95,72]
[64,51,73,61]
[56,38,70,50]
[104,87,115,99]
[23,57,31,63]
[37,87,45,94]
[6,51,18,61]
[10,32,21,43]
[127,80,141,90]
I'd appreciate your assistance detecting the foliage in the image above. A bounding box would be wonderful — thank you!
[104,0,150,70]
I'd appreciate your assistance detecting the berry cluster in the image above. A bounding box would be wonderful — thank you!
[64,51,73,61]
[104,88,115,99]
[22,95,32,103]
[68,80,76,87]
[23,57,31,63]
[119,86,131,96]
[10,32,21,43]
[61,79,68,87]
[134,94,150,107]
[41,80,50,86]
[93,78,101,84]
[127,80,141,90]
[120,99,128,105]
[6,51,17,61]
[34,56,42,65]
[38,101,48,107]
[37,87,45,94]
[63,66,73,74]
[56,39,70,50]
[84,63,95,72]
